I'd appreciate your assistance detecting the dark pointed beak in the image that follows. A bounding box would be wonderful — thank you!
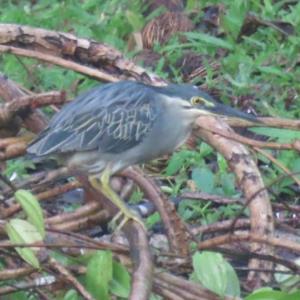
[204,102,258,122]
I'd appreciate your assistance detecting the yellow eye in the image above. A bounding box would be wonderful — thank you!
[191,96,205,105]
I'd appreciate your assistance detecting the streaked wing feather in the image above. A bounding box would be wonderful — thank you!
[28,82,160,156]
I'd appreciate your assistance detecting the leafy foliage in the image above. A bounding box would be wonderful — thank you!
[0,0,299,298]
[85,250,131,300]
[14,189,45,238]
[5,190,45,268]
[192,251,240,297]
[5,219,42,268]
[245,288,300,300]
[4,157,35,179]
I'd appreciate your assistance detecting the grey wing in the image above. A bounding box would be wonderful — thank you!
[27,96,160,156]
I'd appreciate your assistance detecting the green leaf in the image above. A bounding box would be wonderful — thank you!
[245,288,300,300]
[186,0,200,11]
[192,251,226,296]
[291,159,300,183]
[86,251,113,300]
[249,127,300,143]
[222,0,248,39]
[110,261,131,298]
[146,212,161,228]
[185,32,234,50]
[64,289,79,300]
[199,143,214,157]
[6,219,42,268]
[14,189,45,238]
[220,173,236,196]
[192,167,215,194]
[258,66,291,79]
[217,154,228,173]
[4,291,30,300]
[275,257,300,292]
[165,153,185,175]
[125,10,144,31]
[4,157,36,178]
[192,251,240,297]
[224,259,240,297]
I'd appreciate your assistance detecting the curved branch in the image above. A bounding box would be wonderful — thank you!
[121,167,190,256]
[198,232,300,254]
[195,116,274,287]
[124,223,153,300]
[0,24,166,85]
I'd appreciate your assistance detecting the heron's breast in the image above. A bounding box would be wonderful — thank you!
[138,106,194,159]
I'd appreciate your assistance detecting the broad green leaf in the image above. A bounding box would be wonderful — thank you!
[199,143,214,157]
[282,291,300,300]
[165,153,185,175]
[7,219,43,244]
[220,173,236,196]
[110,261,131,298]
[6,219,42,268]
[245,288,300,300]
[224,258,240,297]
[193,251,226,296]
[15,189,45,238]
[192,167,214,194]
[192,251,240,297]
[64,289,79,300]
[50,250,80,266]
[275,257,300,292]
[4,291,30,300]
[86,250,113,300]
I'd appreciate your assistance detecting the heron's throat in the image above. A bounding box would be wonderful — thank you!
[183,106,215,120]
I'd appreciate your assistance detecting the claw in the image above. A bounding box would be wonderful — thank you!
[89,170,145,232]
[109,209,145,231]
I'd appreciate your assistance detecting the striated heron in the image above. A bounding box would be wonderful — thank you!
[27,81,256,230]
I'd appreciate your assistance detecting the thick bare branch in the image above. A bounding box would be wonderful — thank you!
[0,91,65,126]
[0,24,166,85]
[195,116,274,287]
[121,167,190,256]
[0,73,48,133]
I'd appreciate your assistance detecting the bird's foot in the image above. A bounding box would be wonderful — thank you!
[109,209,145,232]
[88,172,145,231]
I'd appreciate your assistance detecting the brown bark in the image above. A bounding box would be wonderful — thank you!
[195,116,274,287]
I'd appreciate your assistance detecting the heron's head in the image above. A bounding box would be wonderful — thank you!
[158,83,257,122]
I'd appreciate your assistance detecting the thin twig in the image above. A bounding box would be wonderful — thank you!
[254,146,300,186]
[0,45,119,83]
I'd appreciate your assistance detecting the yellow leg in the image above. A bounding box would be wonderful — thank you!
[89,168,145,231]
